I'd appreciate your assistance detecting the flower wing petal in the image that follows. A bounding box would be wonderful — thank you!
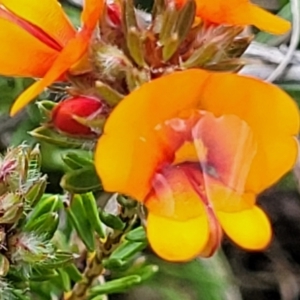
[217,206,272,250]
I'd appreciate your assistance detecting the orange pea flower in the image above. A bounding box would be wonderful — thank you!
[95,69,299,262]
[0,0,103,116]
[176,0,291,35]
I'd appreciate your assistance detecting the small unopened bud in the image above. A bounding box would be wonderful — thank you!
[106,2,122,28]
[51,96,104,136]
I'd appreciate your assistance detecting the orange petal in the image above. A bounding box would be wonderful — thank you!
[0,18,58,78]
[81,0,104,32]
[10,32,91,116]
[192,113,257,193]
[217,206,272,250]
[193,0,290,34]
[240,3,291,35]
[198,72,299,193]
[96,70,299,199]
[95,70,210,200]
[0,0,76,47]
[147,212,209,262]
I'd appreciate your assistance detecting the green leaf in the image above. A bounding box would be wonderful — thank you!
[23,212,59,239]
[99,210,125,230]
[43,252,76,269]
[63,264,83,282]
[57,268,71,292]
[110,240,147,261]
[66,195,96,252]
[61,166,102,193]
[31,268,58,281]
[125,226,147,242]
[81,193,106,238]
[25,175,47,206]
[25,195,62,226]
[89,275,141,297]
[103,258,128,270]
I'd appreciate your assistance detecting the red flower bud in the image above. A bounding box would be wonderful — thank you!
[51,96,104,136]
[106,2,121,27]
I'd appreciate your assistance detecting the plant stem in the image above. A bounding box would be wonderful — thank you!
[67,208,137,300]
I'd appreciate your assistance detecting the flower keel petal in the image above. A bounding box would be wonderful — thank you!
[217,206,272,250]
[147,212,209,261]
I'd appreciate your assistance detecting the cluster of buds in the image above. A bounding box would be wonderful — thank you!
[0,145,72,288]
[33,0,251,144]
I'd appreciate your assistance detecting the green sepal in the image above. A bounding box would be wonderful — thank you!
[81,193,105,238]
[62,151,94,171]
[99,210,125,231]
[36,100,57,121]
[125,226,147,243]
[66,195,95,252]
[88,275,141,297]
[61,166,102,194]
[29,126,95,149]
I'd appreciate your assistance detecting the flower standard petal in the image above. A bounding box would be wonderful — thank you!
[96,69,299,200]
[95,70,210,200]
[0,18,58,78]
[0,0,76,47]
[191,0,290,34]
[10,31,92,116]
[9,0,104,116]
[197,72,299,193]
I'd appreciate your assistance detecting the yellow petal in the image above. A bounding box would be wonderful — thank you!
[0,18,58,77]
[10,32,90,116]
[147,212,209,262]
[0,0,76,47]
[217,206,272,250]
